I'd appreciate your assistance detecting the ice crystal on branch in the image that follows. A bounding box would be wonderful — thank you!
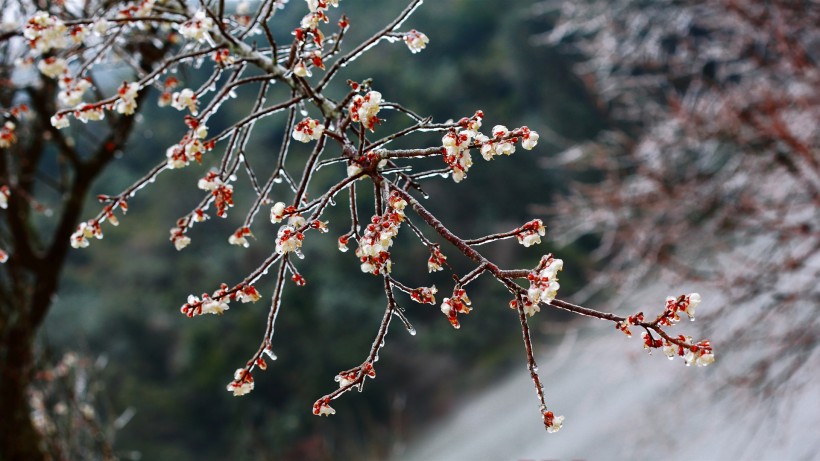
[9,0,717,434]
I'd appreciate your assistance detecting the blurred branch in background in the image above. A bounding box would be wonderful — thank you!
[534,0,819,393]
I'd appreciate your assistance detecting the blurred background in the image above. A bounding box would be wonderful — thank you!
[20,0,819,460]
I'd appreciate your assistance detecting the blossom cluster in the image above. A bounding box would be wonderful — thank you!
[524,254,563,315]
[427,244,447,272]
[180,283,261,317]
[439,113,540,183]
[23,12,68,53]
[617,292,713,367]
[69,220,103,249]
[659,293,701,324]
[354,193,406,275]
[440,288,472,329]
[197,171,234,217]
[349,90,382,131]
[410,285,438,305]
[166,121,212,169]
[178,10,213,43]
[650,335,715,367]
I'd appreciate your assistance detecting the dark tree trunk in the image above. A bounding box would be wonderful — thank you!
[0,319,45,461]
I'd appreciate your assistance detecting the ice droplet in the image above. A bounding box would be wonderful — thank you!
[408,327,417,336]
[264,348,278,361]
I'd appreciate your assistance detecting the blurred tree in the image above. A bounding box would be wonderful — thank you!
[537,0,819,389]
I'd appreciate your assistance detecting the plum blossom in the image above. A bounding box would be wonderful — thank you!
[520,126,539,150]
[0,248,8,264]
[427,245,447,272]
[75,105,105,123]
[227,368,254,396]
[58,79,91,107]
[201,295,230,315]
[179,10,214,43]
[292,117,324,142]
[237,285,262,303]
[312,398,335,416]
[442,129,474,183]
[229,227,252,247]
[543,411,564,433]
[403,29,429,53]
[171,89,198,115]
[410,286,437,305]
[270,202,289,223]
[37,57,66,79]
[517,219,546,247]
[355,206,404,275]
[24,11,68,53]
[50,114,70,129]
[441,288,471,329]
[276,225,304,255]
[113,82,139,115]
[526,253,563,307]
[349,91,382,131]
[0,123,17,148]
[70,221,102,249]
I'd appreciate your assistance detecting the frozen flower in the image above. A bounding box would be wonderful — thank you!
[0,248,8,264]
[201,296,229,315]
[543,411,564,433]
[227,368,254,396]
[179,10,213,43]
[0,122,17,148]
[685,292,701,320]
[276,225,304,255]
[170,228,191,250]
[313,398,335,416]
[287,214,306,229]
[171,89,198,115]
[521,127,539,150]
[427,245,447,272]
[441,288,471,328]
[58,79,91,107]
[442,129,475,182]
[338,235,350,252]
[37,57,66,79]
[237,285,261,303]
[347,162,363,178]
[526,254,562,307]
[404,29,429,53]
[70,221,101,249]
[410,285,437,304]
[270,202,288,223]
[292,117,324,142]
[113,82,139,115]
[24,11,68,53]
[349,91,382,131]
[516,219,546,247]
[229,227,252,247]
[51,114,70,129]
[92,19,111,36]
[75,105,105,123]
[293,60,311,77]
